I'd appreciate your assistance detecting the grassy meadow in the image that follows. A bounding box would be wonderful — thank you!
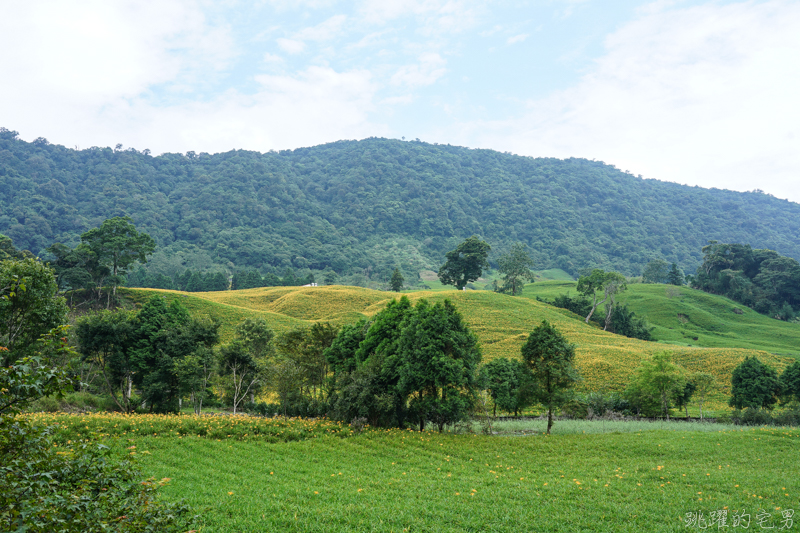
[37,413,800,532]
[119,283,797,410]
[522,281,800,357]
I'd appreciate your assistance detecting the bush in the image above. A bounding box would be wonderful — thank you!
[731,408,773,426]
[1,422,193,532]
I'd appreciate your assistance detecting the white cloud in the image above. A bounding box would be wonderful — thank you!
[295,14,348,41]
[390,52,447,88]
[455,0,800,202]
[276,37,306,54]
[506,33,528,45]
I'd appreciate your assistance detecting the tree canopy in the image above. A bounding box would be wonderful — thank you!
[438,236,490,290]
[521,320,579,434]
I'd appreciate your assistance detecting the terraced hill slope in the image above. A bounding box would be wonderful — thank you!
[120,285,795,400]
[522,280,800,357]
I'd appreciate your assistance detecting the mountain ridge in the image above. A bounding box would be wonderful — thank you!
[2,128,799,281]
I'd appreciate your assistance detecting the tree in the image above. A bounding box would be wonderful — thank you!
[667,263,684,286]
[218,341,262,414]
[521,320,579,435]
[130,296,219,413]
[780,361,800,404]
[390,268,404,292]
[438,236,490,290]
[729,356,781,410]
[0,258,69,365]
[576,269,627,329]
[672,381,695,418]
[275,322,337,399]
[397,299,482,431]
[692,372,716,420]
[174,347,215,414]
[479,357,532,416]
[625,352,686,419]
[496,243,535,295]
[74,310,137,413]
[80,216,155,301]
[642,259,670,284]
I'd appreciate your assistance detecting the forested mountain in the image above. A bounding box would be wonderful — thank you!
[2,126,800,283]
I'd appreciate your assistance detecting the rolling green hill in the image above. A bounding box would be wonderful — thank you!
[118,285,796,402]
[3,129,800,284]
[522,280,800,357]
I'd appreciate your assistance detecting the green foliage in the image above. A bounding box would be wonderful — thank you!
[667,262,684,286]
[642,259,670,284]
[496,242,535,295]
[437,236,491,290]
[693,242,800,320]
[390,267,404,292]
[521,320,579,434]
[624,352,686,418]
[75,296,220,413]
[576,269,627,328]
[781,361,800,404]
[0,253,190,532]
[0,258,69,364]
[692,372,716,420]
[4,135,800,280]
[604,304,654,341]
[398,299,482,431]
[479,357,533,416]
[729,356,781,410]
[326,297,481,430]
[80,216,155,297]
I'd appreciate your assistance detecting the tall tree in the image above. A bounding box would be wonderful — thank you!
[521,320,579,435]
[729,356,781,410]
[626,352,686,419]
[438,236,491,290]
[80,217,155,301]
[479,357,532,416]
[780,361,800,404]
[692,372,715,420]
[642,259,670,284]
[397,299,482,431]
[496,242,535,295]
[576,269,627,328]
[667,263,684,286]
[390,268,404,292]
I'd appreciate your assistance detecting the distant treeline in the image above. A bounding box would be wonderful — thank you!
[4,127,800,279]
[127,267,315,292]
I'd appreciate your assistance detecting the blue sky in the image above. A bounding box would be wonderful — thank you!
[2,0,799,202]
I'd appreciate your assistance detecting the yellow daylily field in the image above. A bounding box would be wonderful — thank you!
[119,285,795,399]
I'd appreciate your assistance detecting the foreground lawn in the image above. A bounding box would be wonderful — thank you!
[113,423,799,532]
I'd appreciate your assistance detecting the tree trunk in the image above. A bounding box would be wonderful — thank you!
[546,406,553,435]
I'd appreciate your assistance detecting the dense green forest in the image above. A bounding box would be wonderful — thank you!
[3,127,800,284]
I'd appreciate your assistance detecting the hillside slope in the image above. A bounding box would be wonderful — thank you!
[522,281,800,357]
[3,130,800,280]
[120,285,796,399]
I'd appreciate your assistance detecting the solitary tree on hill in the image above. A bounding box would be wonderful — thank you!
[576,269,627,329]
[438,236,490,290]
[390,268,404,292]
[80,216,155,302]
[496,243,535,295]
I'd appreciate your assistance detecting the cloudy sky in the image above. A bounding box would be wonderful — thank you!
[2,0,799,202]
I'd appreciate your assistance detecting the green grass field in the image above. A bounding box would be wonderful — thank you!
[522,281,800,357]
[52,416,795,532]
